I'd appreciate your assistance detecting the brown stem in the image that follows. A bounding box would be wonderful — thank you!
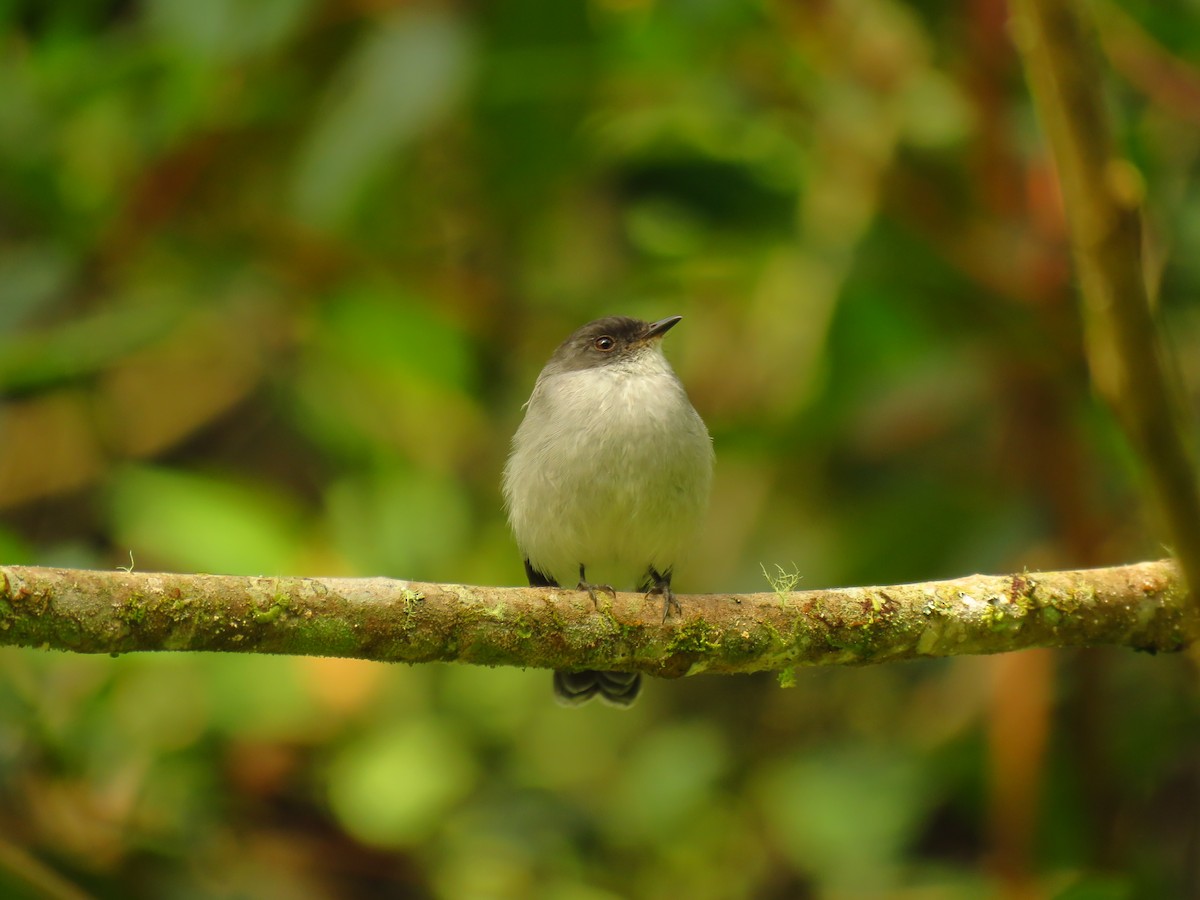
[0,561,1188,675]
[1010,0,1200,628]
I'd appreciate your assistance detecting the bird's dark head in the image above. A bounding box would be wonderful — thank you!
[546,316,682,375]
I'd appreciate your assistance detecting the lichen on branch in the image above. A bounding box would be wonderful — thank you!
[0,561,1190,676]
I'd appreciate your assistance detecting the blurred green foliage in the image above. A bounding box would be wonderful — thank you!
[2,0,1200,897]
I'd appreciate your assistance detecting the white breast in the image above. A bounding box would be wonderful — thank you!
[503,349,713,589]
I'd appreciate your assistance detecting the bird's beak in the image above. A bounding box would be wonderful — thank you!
[645,316,682,340]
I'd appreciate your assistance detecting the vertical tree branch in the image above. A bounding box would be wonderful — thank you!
[1011,0,1200,633]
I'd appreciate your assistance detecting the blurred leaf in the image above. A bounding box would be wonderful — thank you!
[57,93,143,217]
[325,464,472,580]
[756,745,930,890]
[293,286,486,467]
[108,465,302,574]
[1052,876,1135,900]
[512,699,648,792]
[0,244,73,331]
[0,527,31,564]
[0,303,184,392]
[145,0,314,62]
[112,658,209,750]
[624,197,707,258]
[206,656,319,737]
[606,720,729,842]
[440,665,542,740]
[292,8,473,227]
[317,285,475,390]
[328,718,476,847]
[900,70,976,149]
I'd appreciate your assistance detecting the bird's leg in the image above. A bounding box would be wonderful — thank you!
[642,567,681,622]
[576,564,616,609]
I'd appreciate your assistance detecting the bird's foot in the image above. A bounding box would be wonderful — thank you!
[577,564,616,609]
[642,567,681,622]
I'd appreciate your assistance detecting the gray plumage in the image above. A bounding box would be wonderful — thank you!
[503,315,713,706]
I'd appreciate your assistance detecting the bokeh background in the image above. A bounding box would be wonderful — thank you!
[3,1,1200,897]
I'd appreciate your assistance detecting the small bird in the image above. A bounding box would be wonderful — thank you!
[503,315,713,706]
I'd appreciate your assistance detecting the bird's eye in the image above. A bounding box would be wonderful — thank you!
[594,336,616,352]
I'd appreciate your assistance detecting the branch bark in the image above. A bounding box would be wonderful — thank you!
[0,561,1190,676]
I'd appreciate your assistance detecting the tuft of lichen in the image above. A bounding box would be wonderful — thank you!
[761,563,803,603]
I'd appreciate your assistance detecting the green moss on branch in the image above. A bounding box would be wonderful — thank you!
[0,561,1191,677]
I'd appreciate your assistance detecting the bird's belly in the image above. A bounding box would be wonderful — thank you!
[513,414,707,588]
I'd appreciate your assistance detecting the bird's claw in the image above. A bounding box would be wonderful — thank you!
[577,564,615,609]
[577,580,616,609]
[643,567,681,623]
[647,584,682,623]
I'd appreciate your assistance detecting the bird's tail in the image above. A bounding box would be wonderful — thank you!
[553,670,641,707]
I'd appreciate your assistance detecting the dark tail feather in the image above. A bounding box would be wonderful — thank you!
[527,562,641,708]
[553,670,641,708]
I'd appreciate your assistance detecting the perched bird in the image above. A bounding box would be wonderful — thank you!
[503,315,713,706]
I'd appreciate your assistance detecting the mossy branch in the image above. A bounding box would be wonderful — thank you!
[0,561,1190,676]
